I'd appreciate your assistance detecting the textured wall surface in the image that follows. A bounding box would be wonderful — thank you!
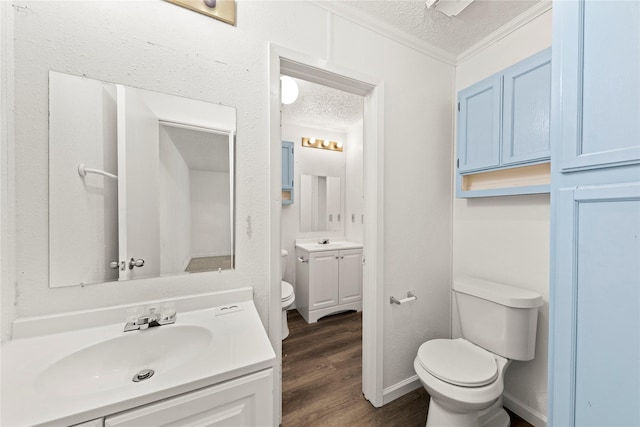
[453,10,552,421]
[2,0,454,394]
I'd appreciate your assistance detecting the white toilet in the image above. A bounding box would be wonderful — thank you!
[414,277,542,427]
[281,249,295,340]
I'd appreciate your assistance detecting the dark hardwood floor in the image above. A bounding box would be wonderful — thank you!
[281,310,533,427]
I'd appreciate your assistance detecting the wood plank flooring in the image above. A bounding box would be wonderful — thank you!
[282,310,533,427]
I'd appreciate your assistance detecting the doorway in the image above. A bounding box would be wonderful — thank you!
[268,44,385,424]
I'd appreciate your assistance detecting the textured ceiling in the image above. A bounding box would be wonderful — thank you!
[281,78,364,132]
[342,0,541,56]
[283,0,543,130]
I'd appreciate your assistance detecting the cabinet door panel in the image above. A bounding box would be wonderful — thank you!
[105,369,273,427]
[560,0,640,171]
[552,184,640,426]
[458,76,502,172]
[309,251,339,309]
[338,249,362,304]
[502,48,551,165]
[281,141,293,188]
[282,141,294,205]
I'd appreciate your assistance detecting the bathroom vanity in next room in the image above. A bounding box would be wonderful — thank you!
[295,240,363,323]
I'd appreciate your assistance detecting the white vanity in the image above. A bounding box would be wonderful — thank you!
[295,240,363,323]
[1,288,275,427]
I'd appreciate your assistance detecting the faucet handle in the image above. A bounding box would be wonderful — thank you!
[161,302,176,319]
[126,306,145,323]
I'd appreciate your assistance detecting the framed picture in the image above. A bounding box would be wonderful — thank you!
[166,0,236,26]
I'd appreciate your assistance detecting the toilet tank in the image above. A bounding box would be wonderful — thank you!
[453,277,543,361]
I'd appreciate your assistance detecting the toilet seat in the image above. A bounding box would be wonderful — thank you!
[281,281,294,305]
[417,338,498,387]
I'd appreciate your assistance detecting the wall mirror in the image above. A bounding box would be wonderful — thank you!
[49,71,236,288]
[299,174,342,232]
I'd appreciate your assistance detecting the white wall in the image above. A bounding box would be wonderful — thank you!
[453,10,552,423]
[345,120,364,243]
[328,15,455,389]
[1,0,454,395]
[190,170,231,257]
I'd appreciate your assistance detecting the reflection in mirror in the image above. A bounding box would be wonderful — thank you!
[49,71,236,288]
[159,123,232,274]
[299,174,342,232]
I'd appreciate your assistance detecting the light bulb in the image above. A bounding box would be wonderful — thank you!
[336,141,343,149]
[280,76,299,105]
[322,140,329,147]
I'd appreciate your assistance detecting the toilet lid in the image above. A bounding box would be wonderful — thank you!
[417,338,498,387]
[281,281,294,301]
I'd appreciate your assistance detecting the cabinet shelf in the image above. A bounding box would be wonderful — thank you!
[457,162,550,198]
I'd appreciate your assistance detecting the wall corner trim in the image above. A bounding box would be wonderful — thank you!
[382,375,422,405]
[503,392,548,427]
[456,0,552,64]
[309,1,457,66]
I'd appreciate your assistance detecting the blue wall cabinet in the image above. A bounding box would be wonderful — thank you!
[456,48,551,197]
[282,141,294,205]
[457,75,502,173]
[558,1,640,172]
[502,49,552,166]
[549,1,640,426]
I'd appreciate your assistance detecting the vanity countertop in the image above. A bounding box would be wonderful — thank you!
[1,291,275,427]
[296,240,363,253]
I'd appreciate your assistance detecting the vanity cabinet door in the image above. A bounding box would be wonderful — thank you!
[105,369,273,427]
[457,75,502,173]
[309,250,340,310]
[338,249,362,305]
[502,48,551,166]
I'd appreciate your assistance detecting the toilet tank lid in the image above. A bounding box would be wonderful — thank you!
[453,277,543,308]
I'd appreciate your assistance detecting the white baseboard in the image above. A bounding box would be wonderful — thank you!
[503,392,547,427]
[382,375,422,405]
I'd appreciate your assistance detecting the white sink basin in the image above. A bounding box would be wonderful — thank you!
[1,293,276,427]
[35,325,213,396]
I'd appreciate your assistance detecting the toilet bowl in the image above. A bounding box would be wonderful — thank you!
[281,249,296,340]
[281,281,295,339]
[414,339,511,426]
[414,277,542,427]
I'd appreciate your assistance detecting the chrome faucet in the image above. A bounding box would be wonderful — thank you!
[124,306,177,332]
[319,238,330,244]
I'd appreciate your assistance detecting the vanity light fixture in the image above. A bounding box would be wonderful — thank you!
[301,137,343,152]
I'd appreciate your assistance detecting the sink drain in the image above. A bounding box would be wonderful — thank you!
[132,369,155,382]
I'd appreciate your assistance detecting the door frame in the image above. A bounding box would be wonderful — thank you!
[268,43,385,423]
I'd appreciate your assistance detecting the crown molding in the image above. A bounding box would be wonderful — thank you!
[456,0,553,64]
[310,1,458,66]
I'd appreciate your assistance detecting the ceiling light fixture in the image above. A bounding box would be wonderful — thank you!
[425,0,474,17]
[280,76,299,105]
